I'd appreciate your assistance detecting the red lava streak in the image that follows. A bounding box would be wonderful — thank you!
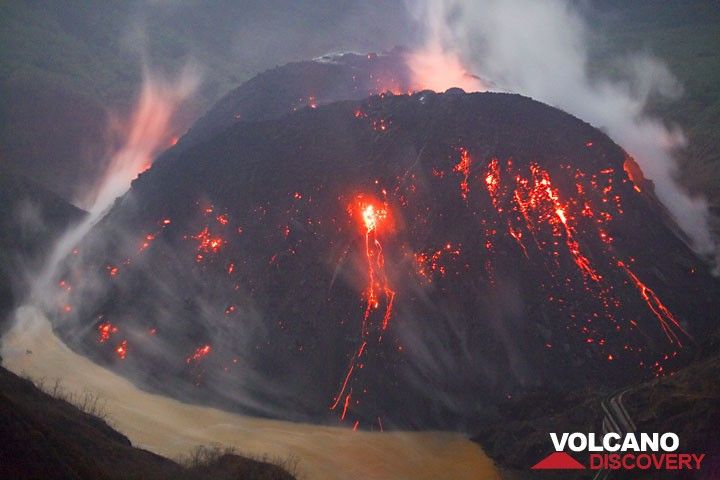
[500,161,602,282]
[359,203,395,331]
[617,261,689,345]
[476,153,687,362]
[454,148,472,200]
[331,198,396,426]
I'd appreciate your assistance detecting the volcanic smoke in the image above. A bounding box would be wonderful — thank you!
[33,65,199,302]
[407,0,716,264]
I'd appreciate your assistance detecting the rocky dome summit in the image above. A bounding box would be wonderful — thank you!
[50,89,719,430]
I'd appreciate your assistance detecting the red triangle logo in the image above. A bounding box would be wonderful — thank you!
[531,451,586,470]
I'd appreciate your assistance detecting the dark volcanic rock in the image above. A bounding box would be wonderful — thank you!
[177,49,412,150]
[52,91,720,430]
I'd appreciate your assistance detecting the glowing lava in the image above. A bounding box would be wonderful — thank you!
[331,198,396,428]
[97,322,118,343]
[115,340,128,360]
[617,261,689,346]
[193,227,225,253]
[476,153,687,365]
[415,243,462,283]
[359,202,395,332]
[454,148,472,201]
[187,345,212,364]
[623,156,646,193]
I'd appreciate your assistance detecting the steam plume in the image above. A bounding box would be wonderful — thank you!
[408,0,716,259]
[81,64,200,214]
[35,65,200,299]
[406,0,485,92]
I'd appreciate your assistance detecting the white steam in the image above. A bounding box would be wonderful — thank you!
[406,0,485,92]
[408,0,715,257]
[35,65,200,300]
[82,64,200,214]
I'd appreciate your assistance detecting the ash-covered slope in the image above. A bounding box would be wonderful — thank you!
[51,91,719,430]
[0,170,85,326]
[177,50,412,150]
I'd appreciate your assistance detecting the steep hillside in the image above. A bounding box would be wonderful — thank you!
[0,365,294,480]
[48,91,720,431]
[0,171,85,327]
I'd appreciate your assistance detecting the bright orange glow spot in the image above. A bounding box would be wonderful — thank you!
[623,156,646,193]
[187,344,212,363]
[362,204,385,232]
[407,43,484,92]
[115,340,128,360]
[193,227,225,253]
[98,322,118,343]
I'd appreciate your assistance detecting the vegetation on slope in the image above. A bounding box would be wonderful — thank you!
[0,365,296,480]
